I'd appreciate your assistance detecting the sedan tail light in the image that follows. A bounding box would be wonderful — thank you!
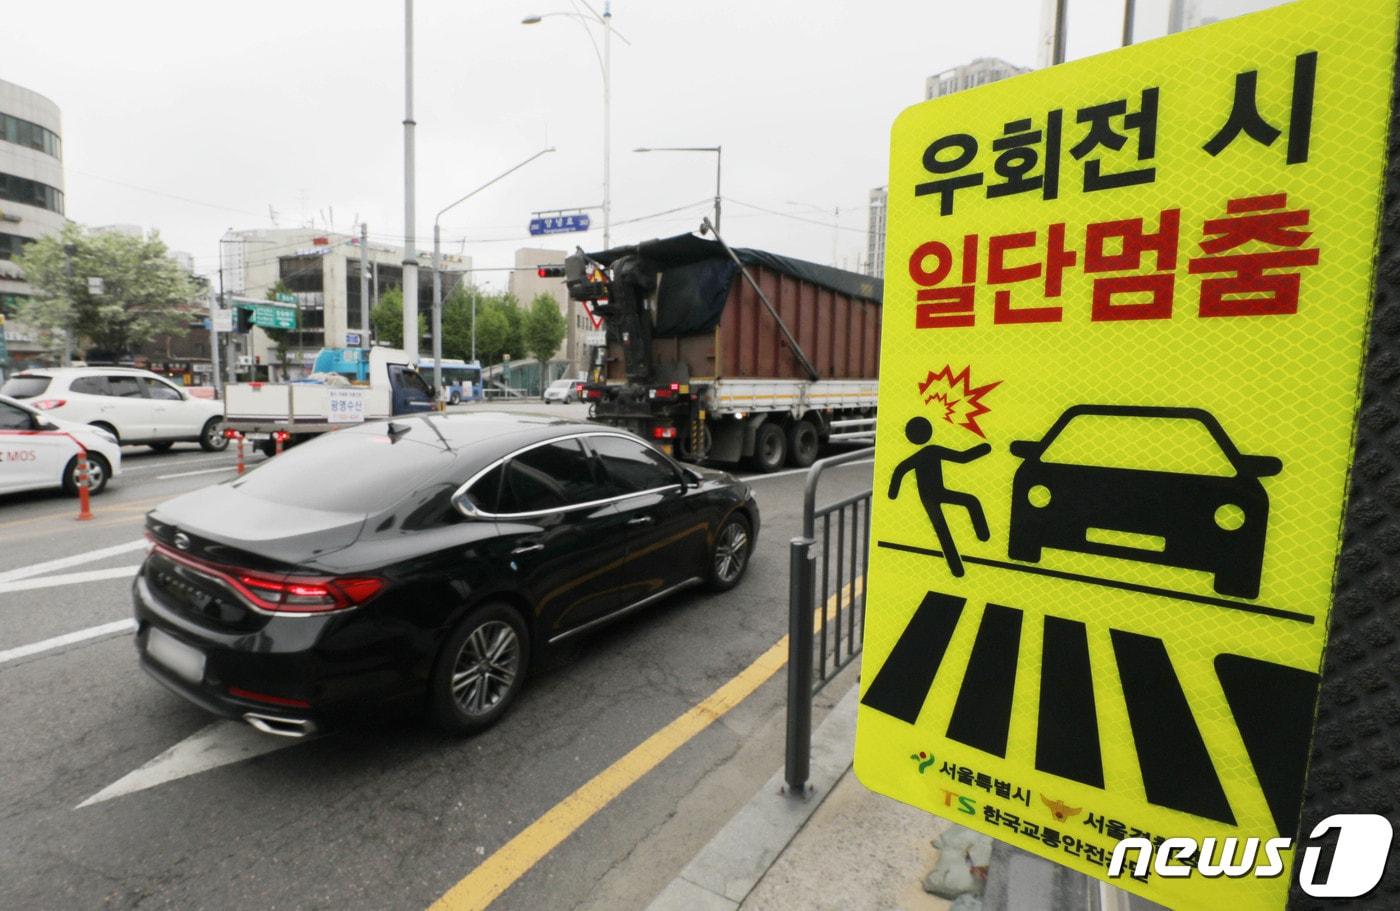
[234,572,385,613]
[32,399,67,410]
[151,542,384,614]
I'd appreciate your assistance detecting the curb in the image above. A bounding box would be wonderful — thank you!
[645,682,861,911]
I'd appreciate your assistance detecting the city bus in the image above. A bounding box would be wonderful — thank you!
[420,358,483,404]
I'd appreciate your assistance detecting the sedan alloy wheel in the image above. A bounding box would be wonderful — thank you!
[450,620,521,717]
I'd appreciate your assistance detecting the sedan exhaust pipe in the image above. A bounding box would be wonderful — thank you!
[243,712,318,738]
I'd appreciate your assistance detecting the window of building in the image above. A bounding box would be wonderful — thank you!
[0,233,33,261]
[0,113,61,159]
[0,173,63,214]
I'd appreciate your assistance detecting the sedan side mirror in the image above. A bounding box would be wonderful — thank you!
[1008,440,1041,459]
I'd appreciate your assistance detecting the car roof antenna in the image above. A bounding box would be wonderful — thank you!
[386,421,411,443]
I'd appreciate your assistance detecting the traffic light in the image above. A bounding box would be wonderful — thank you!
[234,306,255,333]
[537,264,566,278]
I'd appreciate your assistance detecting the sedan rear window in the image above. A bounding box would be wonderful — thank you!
[232,429,457,513]
[0,376,50,398]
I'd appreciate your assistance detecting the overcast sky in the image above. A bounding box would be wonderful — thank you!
[5,0,1282,291]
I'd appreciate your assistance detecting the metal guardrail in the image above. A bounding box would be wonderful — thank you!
[827,416,876,442]
[784,446,874,795]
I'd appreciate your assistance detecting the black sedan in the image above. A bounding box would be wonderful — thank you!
[133,413,759,736]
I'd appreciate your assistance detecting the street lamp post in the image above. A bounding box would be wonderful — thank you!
[523,2,629,249]
[403,0,420,361]
[635,146,722,232]
[431,148,556,397]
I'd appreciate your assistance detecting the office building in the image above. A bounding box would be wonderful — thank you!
[220,228,469,379]
[0,78,65,374]
[865,58,1027,277]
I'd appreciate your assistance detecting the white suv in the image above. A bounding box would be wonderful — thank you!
[1,367,227,452]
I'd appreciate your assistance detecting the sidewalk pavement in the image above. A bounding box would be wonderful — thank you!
[645,679,955,911]
[643,674,1154,911]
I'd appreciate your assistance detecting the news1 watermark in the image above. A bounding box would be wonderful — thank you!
[1107,815,1393,898]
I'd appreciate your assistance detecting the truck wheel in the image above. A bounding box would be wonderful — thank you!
[748,423,787,473]
[786,421,819,468]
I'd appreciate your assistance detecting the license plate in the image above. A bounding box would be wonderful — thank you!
[146,627,206,684]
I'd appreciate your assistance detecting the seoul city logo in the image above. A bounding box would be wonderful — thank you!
[1108,814,1393,898]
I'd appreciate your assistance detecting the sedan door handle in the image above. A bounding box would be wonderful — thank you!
[510,544,545,556]
[627,516,654,527]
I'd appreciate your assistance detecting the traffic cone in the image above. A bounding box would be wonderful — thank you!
[236,432,246,475]
[75,450,93,521]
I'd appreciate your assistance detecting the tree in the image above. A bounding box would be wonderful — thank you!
[473,307,512,366]
[370,287,425,349]
[498,293,527,361]
[523,293,567,368]
[441,285,490,362]
[15,223,198,359]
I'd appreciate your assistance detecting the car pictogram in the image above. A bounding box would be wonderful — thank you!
[1007,405,1281,599]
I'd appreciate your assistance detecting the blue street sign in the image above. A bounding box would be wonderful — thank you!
[529,213,591,236]
[346,332,362,346]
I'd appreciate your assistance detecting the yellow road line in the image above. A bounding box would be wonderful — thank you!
[429,576,866,911]
[430,638,788,911]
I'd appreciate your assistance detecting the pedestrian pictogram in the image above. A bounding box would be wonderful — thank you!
[852,1,1400,908]
[887,416,991,577]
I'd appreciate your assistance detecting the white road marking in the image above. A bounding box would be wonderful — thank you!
[0,565,141,594]
[120,455,233,475]
[737,458,873,483]
[0,539,148,584]
[76,720,312,809]
[0,618,136,666]
[156,466,238,480]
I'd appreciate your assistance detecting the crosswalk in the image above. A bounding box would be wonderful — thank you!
[860,588,1319,837]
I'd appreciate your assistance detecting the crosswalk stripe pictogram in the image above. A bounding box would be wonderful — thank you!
[863,589,1320,833]
[946,603,1023,757]
[1214,653,1319,837]
[1110,629,1236,825]
[859,591,965,724]
[1036,616,1104,788]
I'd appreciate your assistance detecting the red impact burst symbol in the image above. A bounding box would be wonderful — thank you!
[917,366,1001,439]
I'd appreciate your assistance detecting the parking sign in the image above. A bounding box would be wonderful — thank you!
[853,2,1399,908]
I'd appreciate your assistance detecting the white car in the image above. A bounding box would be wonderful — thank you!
[0,394,122,495]
[543,378,581,404]
[1,367,227,452]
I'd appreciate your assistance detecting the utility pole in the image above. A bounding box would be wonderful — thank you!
[402,0,420,360]
[359,223,370,349]
[1052,0,1068,64]
[219,260,235,387]
[1167,0,1187,34]
[208,265,222,396]
[432,222,442,398]
[602,0,612,248]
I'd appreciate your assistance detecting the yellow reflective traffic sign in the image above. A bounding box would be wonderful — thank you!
[853,2,1399,908]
